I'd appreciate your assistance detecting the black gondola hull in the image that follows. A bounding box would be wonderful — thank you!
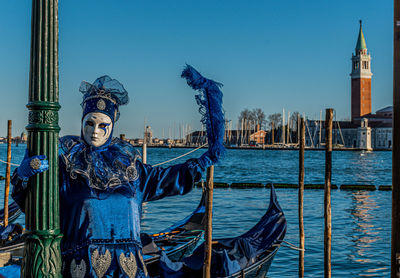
[160,186,287,278]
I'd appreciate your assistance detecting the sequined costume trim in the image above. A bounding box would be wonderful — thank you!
[119,252,137,278]
[61,238,142,256]
[70,259,87,278]
[91,249,112,278]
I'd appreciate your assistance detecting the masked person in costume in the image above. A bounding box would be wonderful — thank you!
[11,70,225,278]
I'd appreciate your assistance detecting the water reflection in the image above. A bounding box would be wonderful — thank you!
[345,152,378,185]
[346,191,386,276]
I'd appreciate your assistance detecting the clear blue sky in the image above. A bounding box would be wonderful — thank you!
[0,1,393,138]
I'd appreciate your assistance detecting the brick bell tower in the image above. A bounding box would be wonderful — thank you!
[351,20,372,121]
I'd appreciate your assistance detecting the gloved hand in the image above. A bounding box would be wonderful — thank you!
[197,151,214,171]
[16,149,49,179]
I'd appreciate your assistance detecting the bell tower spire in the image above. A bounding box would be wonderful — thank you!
[356,20,367,54]
[351,20,372,121]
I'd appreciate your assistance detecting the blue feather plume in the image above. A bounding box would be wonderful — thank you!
[181,64,225,163]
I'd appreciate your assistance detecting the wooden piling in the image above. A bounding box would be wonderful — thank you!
[3,120,12,227]
[324,108,333,278]
[203,165,214,278]
[298,118,305,277]
[393,2,400,277]
[142,142,147,164]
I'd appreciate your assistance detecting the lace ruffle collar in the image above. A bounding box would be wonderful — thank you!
[60,136,140,191]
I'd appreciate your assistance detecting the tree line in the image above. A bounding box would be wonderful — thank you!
[238,108,301,131]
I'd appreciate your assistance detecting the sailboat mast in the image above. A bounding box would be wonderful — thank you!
[282,108,286,145]
[287,111,290,144]
[297,113,301,144]
[319,110,322,147]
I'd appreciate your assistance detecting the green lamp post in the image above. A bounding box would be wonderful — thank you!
[23,0,62,276]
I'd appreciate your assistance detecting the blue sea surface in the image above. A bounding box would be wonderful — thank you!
[0,144,392,277]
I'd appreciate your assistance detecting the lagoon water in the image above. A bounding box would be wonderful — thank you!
[0,144,391,277]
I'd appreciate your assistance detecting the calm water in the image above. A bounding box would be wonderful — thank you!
[0,144,392,277]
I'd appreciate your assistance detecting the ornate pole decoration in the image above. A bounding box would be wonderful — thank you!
[23,0,62,277]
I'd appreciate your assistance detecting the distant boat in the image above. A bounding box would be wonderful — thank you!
[145,189,206,276]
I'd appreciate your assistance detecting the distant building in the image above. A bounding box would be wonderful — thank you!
[305,21,392,150]
[21,132,27,143]
[144,126,152,144]
[374,125,392,148]
[376,106,393,118]
[351,20,372,121]
[152,138,164,145]
[250,130,267,144]
[166,139,174,145]
[134,138,144,145]
[305,116,391,150]
[188,129,270,146]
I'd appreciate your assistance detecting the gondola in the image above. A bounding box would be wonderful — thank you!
[160,186,287,278]
[0,202,22,226]
[143,189,206,276]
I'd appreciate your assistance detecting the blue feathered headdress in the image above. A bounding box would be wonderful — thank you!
[181,65,225,163]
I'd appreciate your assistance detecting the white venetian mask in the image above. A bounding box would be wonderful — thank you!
[82,112,113,147]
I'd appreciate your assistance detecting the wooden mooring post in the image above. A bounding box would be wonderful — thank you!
[298,117,305,277]
[3,120,12,227]
[203,165,214,278]
[324,108,333,278]
[142,142,147,164]
[392,1,400,277]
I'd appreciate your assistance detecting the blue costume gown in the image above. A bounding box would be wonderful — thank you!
[11,136,206,278]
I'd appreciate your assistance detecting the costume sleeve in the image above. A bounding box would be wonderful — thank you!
[11,169,29,213]
[139,158,206,202]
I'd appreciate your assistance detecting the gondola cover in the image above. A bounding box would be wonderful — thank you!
[160,186,287,277]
